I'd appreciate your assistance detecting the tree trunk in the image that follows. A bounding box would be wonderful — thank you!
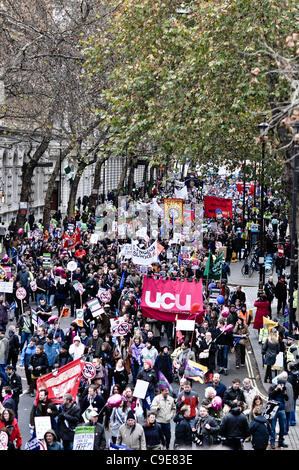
[42,155,61,229]
[15,136,51,233]
[67,161,86,218]
[117,154,131,197]
[148,165,155,195]
[127,157,136,194]
[89,155,109,210]
[141,161,149,197]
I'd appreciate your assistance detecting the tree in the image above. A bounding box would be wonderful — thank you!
[0,0,112,230]
[84,0,297,185]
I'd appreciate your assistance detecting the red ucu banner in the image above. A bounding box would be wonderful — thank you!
[141,277,203,322]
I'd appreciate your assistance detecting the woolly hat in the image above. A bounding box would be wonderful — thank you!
[144,361,152,368]
[126,410,135,421]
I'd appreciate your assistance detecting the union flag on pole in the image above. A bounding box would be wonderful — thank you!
[35,358,85,405]
[62,226,81,249]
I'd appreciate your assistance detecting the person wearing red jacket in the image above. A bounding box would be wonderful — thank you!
[0,408,22,449]
[74,245,86,262]
[253,294,270,333]
[176,380,199,429]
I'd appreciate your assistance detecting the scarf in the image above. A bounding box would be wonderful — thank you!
[3,394,13,404]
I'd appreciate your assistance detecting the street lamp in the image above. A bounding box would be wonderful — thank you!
[258,121,269,293]
[289,121,299,333]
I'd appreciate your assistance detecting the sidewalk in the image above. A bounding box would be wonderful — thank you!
[228,260,299,450]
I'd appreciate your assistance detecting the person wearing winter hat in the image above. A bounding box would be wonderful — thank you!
[69,335,85,360]
[137,360,158,415]
[53,342,73,369]
[44,429,63,450]
[116,409,146,450]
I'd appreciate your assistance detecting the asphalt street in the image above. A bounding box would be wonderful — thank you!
[13,259,298,450]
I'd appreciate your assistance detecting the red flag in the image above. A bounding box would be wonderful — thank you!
[141,277,203,322]
[62,226,81,249]
[35,358,84,405]
[204,195,232,218]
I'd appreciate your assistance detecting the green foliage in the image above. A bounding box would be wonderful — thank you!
[84,0,296,180]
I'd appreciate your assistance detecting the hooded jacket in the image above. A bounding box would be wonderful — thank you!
[249,415,271,450]
[43,429,63,450]
[173,414,193,447]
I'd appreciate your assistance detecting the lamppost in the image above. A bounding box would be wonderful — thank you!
[258,121,269,293]
[289,121,299,333]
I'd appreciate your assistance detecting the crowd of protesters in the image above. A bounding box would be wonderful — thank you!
[0,171,297,450]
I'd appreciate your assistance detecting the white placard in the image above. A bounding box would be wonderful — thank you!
[73,426,95,451]
[176,319,195,331]
[133,379,149,400]
[0,281,13,293]
[34,416,52,440]
[90,234,98,245]
[273,351,284,370]
[67,261,77,272]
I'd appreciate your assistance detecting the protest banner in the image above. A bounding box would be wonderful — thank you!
[86,297,103,318]
[36,358,84,404]
[133,380,149,400]
[176,319,195,332]
[110,316,130,337]
[73,426,95,450]
[62,226,81,249]
[141,277,203,322]
[90,233,98,245]
[99,290,112,304]
[204,195,233,218]
[75,308,84,327]
[132,240,158,266]
[164,198,184,225]
[1,266,11,278]
[0,266,8,279]
[0,281,13,293]
[34,416,52,440]
[67,260,77,272]
[0,431,8,450]
[42,253,51,268]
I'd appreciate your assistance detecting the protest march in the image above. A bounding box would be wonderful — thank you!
[0,170,297,453]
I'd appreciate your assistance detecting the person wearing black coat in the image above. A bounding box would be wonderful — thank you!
[53,343,73,369]
[249,409,271,450]
[80,384,106,423]
[137,362,157,395]
[84,410,107,450]
[154,347,173,384]
[223,379,246,409]
[57,393,82,450]
[1,386,16,413]
[5,365,22,418]
[28,344,49,392]
[220,402,250,450]
[143,412,166,450]
[173,405,193,449]
[198,332,217,381]
[231,286,246,305]
[193,405,221,447]
[86,329,103,359]
[275,276,287,316]
[7,326,20,370]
